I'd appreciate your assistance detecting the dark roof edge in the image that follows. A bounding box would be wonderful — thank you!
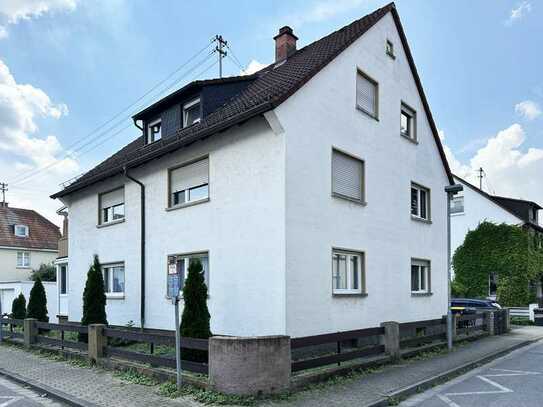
[390,6,453,185]
[51,101,274,199]
[491,195,543,210]
[453,174,527,223]
[132,74,258,120]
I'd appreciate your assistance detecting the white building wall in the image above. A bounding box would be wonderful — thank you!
[451,180,522,258]
[0,248,58,281]
[0,281,58,322]
[276,13,450,337]
[65,117,286,336]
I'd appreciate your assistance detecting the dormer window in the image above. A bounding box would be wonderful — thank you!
[183,98,201,128]
[14,224,29,237]
[146,118,162,144]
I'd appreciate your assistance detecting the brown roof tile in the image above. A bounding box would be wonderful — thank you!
[0,205,60,250]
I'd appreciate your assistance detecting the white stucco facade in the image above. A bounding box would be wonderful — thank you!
[0,280,58,322]
[60,12,450,337]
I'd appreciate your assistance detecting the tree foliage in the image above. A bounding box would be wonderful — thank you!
[180,259,211,362]
[453,221,543,306]
[11,293,26,320]
[31,263,56,282]
[26,277,49,322]
[81,255,108,327]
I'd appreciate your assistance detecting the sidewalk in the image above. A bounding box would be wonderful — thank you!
[266,326,543,407]
[0,327,541,407]
[0,344,201,407]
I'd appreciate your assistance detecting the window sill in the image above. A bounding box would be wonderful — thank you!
[451,212,465,217]
[166,197,209,212]
[355,105,379,121]
[333,292,368,297]
[97,218,125,228]
[411,292,433,297]
[59,294,69,297]
[16,266,31,269]
[106,294,125,300]
[400,133,418,144]
[411,215,432,224]
[332,193,367,206]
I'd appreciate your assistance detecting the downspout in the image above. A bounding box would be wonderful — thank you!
[123,166,146,330]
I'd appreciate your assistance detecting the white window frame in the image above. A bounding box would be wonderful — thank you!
[386,39,395,58]
[401,102,417,142]
[98,187,125,226]
[16,251,30,268]
[168,157,209,209]
[332,249,365,295]
[59,264,68,295]
[451,195,465,215]
[167,252,209,298]
[146,118,162,144]
[102,262,125,298]
[411,183,431,221]
[14,224,29,237]
[356,69,379,120]
[411,259,430,294]
[183,98,201,128]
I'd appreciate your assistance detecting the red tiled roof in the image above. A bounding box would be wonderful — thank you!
[0,205,60,250]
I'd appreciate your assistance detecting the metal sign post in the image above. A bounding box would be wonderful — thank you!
[0,295,3,343]
[168,263,182,390]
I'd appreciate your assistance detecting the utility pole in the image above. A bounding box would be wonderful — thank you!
[213,35,227,78]
[478,167,484,190]
[0,182,7,206]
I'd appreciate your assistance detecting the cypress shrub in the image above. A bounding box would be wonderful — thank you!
[11,293,26,320]
[26,277,49,322]
[180,259,211,362]
[80,255,108,342]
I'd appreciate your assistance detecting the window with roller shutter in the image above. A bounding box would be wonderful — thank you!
[168,157,209,208]
[332,149,365,203]
[98,187,125,225]
[356,70,378,119]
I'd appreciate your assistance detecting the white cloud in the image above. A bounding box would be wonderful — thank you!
[505,1,532,26]
[0,58,78,225]
[443,124,543,204]
[515,100,541,120]
[287,0,367,28]
[241,59,268,75]
[0,0,77,39]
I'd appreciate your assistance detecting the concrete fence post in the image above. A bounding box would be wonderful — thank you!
[452,314,458,342]
[504,308,511,332]
[484,311,495,335]
[209,335,291,396]
[380,321,400,362]
[23,318,37,348]
[88,324,106,362]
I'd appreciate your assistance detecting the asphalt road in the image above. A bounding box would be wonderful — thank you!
[0,376,64,407]
[400,339,543,407]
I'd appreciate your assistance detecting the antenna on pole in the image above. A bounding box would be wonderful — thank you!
[213,35,227,78]
[0,182,7,206]
[478,167,484,191]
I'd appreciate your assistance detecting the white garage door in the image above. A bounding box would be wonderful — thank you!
[0,289,15,316]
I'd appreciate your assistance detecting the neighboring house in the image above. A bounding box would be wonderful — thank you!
[451,175,542,298]
[55,207,69,321]
[0,203,60,282]
[0,280,58,322]
[51,3,453,337]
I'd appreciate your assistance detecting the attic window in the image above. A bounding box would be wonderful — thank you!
[386,40,395,58]
[14,224,29,237]
[183,98,201,128]
[147,118,162,144]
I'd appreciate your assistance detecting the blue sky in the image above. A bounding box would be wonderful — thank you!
[0,0,541,223]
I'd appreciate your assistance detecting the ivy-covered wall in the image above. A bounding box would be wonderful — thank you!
[452,221,543,306]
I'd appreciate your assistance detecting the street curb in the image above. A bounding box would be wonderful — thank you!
[0,366,98,407]
[367,338,541,407]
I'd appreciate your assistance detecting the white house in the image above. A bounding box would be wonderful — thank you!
[51,3,453,337]
[0,280,58,322]
[451,175,542,297]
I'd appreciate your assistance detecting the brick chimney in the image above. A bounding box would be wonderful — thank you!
[274,26,298,61]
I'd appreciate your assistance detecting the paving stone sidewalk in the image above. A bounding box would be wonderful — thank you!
[0,345,202,407]
[1,327,542,407]
[265,326,543,407]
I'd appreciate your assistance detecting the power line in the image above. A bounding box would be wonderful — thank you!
[8,40,215,185]
[225,43,245,71]
[213,35,227,78]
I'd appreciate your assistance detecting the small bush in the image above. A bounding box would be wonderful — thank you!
[26,277,49,322]
[11,293,26,320]
[80,255,107,342]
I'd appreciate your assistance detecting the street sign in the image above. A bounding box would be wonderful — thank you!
[168,274,181,300]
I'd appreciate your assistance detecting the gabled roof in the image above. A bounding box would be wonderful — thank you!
[52,2,453,199]
[0,205,60,251]
[453,175,542,231]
